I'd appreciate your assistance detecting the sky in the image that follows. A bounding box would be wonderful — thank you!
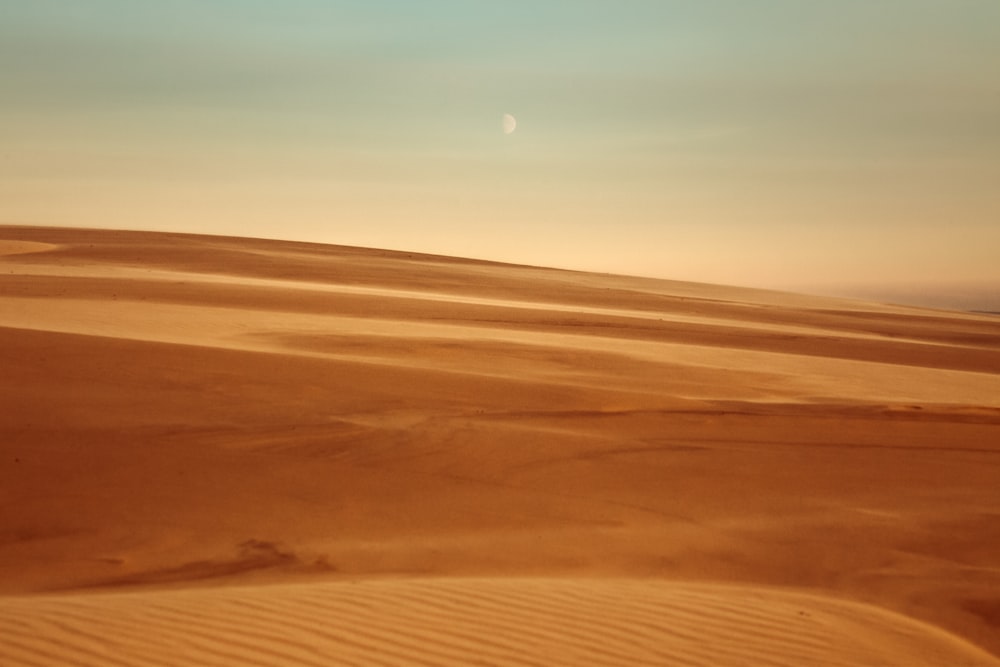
[2,1,998,308]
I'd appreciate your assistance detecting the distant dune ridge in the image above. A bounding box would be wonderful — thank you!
[1,226,999,666]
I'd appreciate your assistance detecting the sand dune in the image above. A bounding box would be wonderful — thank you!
[1,226,999,664]
[2,578,999,667]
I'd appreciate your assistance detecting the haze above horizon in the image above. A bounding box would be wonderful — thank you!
[2,1,998,309]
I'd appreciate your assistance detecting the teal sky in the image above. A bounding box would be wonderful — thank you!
[2,1,998,306]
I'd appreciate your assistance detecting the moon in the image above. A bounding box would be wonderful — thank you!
[502,113,517,135]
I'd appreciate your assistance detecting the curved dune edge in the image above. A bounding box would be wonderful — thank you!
[0,240,59,256]
[1,578,997,667]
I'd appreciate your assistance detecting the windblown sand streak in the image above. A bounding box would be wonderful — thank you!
[2,579,999,667]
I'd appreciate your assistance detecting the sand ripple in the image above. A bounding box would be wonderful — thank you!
[1,578,997,667]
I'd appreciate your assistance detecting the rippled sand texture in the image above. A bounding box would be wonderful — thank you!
[3,579,999,667]
[2,226,999,665]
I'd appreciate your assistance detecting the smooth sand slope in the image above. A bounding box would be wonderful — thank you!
[1,226,999,665]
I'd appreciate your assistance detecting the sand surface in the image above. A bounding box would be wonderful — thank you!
[3,579,999,667]
[1,226,999,665]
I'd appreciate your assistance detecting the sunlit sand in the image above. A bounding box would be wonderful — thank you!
[2,226,998,666]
